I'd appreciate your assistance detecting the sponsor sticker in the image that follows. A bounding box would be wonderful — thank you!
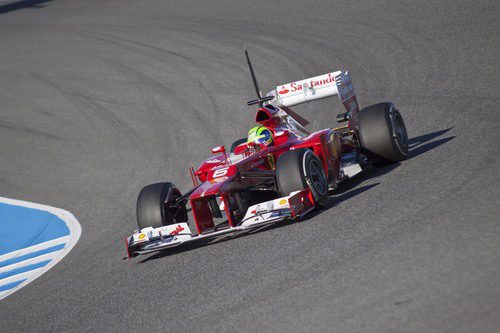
[169,225,185,236]
[142,236,174,249]
[278,87,289,95]
[209,176,228,184]
[279,72,336,96]
[266,154,276,170]
[336,73,355,101]
[270,211,283,218]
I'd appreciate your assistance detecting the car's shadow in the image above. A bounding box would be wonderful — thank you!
[137,128,455,263]
[0,0,53,15]
[406,127,455,159]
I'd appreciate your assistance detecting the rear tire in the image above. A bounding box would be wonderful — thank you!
[358,102,408,165]
[136,182,181,230]
[276,149,329,205]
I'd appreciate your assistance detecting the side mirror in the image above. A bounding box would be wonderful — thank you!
[274,130,288,137]
[211,145,226,154]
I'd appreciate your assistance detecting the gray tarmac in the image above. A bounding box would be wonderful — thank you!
[0,0,499,331]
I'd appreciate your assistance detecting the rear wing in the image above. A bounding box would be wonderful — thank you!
[267,71,360,128]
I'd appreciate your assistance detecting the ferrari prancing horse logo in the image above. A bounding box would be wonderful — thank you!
[266,154,276,170]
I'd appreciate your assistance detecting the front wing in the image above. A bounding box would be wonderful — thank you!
[126,189,314,258]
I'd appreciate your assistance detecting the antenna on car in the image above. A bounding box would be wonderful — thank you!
[243,43,274,107]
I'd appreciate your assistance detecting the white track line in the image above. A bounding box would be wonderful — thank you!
[0,249,65,274]
[0,235,70,262]
[0,266,48,286]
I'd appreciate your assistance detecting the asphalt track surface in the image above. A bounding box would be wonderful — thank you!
[0,0,499,332]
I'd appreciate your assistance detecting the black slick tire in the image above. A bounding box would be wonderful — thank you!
[136,182,181,229]
[275,149,329,205]
[358,102,408,165]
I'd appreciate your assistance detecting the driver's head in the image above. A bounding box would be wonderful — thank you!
[247,126,274,147]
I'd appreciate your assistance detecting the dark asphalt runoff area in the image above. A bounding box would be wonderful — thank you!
[0,0,499,332]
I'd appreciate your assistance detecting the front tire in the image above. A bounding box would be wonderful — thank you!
[276,149,329,205]
[136,182,181,229]
[358,102,408,165]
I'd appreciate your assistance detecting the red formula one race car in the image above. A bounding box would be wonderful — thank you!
[125,50,408,258]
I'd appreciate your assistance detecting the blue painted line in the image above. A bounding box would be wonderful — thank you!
[0,279,27,292]
[0,259,52,280]
[0,202,70,255]
[0,244,66,268]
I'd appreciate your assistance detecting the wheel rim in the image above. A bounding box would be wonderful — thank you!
[308,159,327,194]
[391,111,408,150]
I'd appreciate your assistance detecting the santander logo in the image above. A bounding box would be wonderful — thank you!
[278,87,289,95]
[278,73,336,97]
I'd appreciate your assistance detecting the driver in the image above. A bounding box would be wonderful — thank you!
[247,126,274,148]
